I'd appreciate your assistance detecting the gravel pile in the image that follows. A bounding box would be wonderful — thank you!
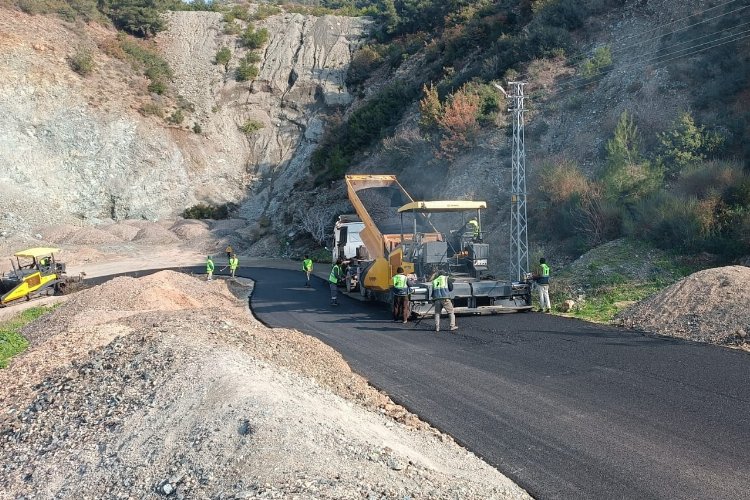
[33,224,82,244]
[100,223,141,242]
[0,271,530,499]
[616,265,750,346]
[63,227,123,246]
[132,225,182,245]
[170,219,211,240]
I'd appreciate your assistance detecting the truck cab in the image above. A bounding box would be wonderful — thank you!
[332,215,365,261]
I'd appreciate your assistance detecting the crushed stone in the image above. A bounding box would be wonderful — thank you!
[616,265,750,347]
[0,271,530,499]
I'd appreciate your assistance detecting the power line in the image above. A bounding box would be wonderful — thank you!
[562,0,750,67]
[550,24,750,96]
[534,30,750,104]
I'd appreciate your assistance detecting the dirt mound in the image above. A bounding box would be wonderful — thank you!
[0,272,529,499]
[132,224,181,245]
[33,224,82,244]
[170,219,211,240]
[99,222,141,242]
[616,266,750,345]
[63,227,123,245]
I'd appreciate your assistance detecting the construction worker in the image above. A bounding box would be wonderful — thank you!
[431,271,457,333]
[206,255,215,281]
[225,244,233,264]
[329,258,343,306]
[535,257,551,312]
[467,217,480,240]
[229,254,239,278]
[302,255,313,287]
[392,266,409,323]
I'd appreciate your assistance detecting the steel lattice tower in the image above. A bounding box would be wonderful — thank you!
[509,81,529,282]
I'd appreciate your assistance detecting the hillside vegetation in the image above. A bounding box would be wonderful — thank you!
[304,0,749,266]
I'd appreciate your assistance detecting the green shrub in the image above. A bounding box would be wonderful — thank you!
[101,0,166,38]
[1,307,52,368]
[140,102,163,117]
[214,46,231,68]
[168,109,184,124]
[252,4,281,20]
[311,80,419,179]
[224,21,242,35]
[240,25,269,49]
[657,112,725,181]
[183,202,237,220]
[347,45,383,86]
[193,123,202,134]
[69,48,95,76]
[120,36,172,94]
[235,59,259,81]
[147,80,166,94]
[626,193,706,252]
[579,45,612,78]
[239,119,264,134]
[223,5,250,23]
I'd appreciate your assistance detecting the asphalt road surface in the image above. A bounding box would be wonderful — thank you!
[246,267,750,500]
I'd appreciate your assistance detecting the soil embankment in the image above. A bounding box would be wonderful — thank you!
[0,271,530,499]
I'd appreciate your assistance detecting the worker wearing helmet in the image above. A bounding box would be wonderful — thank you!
[431,271,457,333]
[392,267,409,323]
[467,217,480,240]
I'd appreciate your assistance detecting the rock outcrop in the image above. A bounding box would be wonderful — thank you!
[0,7,366,233]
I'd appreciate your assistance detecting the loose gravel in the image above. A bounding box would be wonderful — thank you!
[0,271,531,499]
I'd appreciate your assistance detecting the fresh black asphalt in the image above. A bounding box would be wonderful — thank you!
[245,266,750,500]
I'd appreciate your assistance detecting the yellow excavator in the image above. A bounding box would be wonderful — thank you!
[0,248,83,307]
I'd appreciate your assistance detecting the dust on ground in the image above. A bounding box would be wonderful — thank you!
[0,271,530,499]
[615,266,750,349]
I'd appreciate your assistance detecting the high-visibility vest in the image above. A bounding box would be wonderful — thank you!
[329,265,341,284]
[230,257,239,270]
[206,259,215,272]
[538,263,550,284]
[432,275,449,299]
[468,219,480,237]
[392,273,407,295]
[303,259,313,272]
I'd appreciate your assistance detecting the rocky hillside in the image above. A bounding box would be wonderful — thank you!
[0,6,365,233]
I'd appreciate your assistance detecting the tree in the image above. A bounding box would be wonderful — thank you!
[418,83,442,130]
[436,87,480,159]
[100,0,166,38]
[602,111,661,202]
[657,112,724,181]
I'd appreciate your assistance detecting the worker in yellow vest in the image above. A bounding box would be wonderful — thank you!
[392,266,409,323]
[229,254,239,278]
[206,256,215,281]
[431,271,457,333]
[302,255,313,287]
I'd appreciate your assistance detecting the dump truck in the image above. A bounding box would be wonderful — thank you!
[0,248,84,307]
[333,174,531,315]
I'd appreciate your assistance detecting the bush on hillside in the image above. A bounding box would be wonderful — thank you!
[183,203,237,220]
[240,25,269,49]
[119,35,173,94]
[347,46,383,86]
[239,119,264,135]
[69,48,95,76]
[100,0,165,38]
[657,112,724,181]
[601,111,662,203]
[214,46,231,68]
